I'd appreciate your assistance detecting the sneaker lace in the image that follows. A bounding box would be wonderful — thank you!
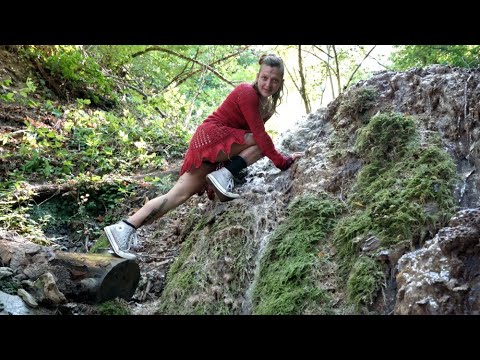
[226,177,235,192]
[128,231,139,250]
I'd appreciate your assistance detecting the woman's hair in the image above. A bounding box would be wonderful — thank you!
[253,54,285,115]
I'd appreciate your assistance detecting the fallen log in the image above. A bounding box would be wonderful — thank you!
[0,230,140,304]
[8,169,180,206]
[50,252,140,303]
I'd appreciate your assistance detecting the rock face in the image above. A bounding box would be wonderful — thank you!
[357,65,480,208]
[395,209,480,314]
[274,65,480,314]
[156,65,480,314]
[285,65,480,208]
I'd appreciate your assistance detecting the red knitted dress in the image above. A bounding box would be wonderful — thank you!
[179,83,292,175]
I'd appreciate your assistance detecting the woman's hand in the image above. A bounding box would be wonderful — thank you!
[291,152,305,161]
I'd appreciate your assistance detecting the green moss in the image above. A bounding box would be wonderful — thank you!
[327,87,379,165]
[89,233,110,253]
[336,86,378,121]
[157,206,255,314]
[252,195,344,315]
[0,278,19,295]
[333,112,457,307]
[96,298,131,315]
[347,256,384,310]
[333,211,372,276]
[355,112,417,164]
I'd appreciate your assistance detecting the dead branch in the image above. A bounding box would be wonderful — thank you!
[344,45,377,89]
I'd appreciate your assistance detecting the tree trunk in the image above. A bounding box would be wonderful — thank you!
[332,45,342,96]
[0,231,140,304]
[297,45,311,114]
[7,169,179,208]
[327,45,336,99]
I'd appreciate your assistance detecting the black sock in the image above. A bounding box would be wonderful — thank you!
[122,219,137,230]
[225,156,247,176]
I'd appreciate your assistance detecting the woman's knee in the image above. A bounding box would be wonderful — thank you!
[171,170,209,199]
[165,185,194,206]
[244,133,256,147]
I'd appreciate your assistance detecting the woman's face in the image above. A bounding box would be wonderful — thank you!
[256,65,283,98]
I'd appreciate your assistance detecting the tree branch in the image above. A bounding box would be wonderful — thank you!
[301,48,338,77]
[105,74,167,118]
[175,46,250,88]
[344,45,376,89]
[286,66,300,93]
[131,46,235,87]
[313,45,333,59]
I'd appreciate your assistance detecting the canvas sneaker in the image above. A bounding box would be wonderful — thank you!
[206,167,240,202]
[104,221,138,260]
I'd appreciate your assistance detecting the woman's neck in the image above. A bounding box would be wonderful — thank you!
[259,97,273,119]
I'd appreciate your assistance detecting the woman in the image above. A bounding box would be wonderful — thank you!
[104,54,304,260]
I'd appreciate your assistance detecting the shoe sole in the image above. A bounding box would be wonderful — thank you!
[104,226,137,260]
[206,174,240,202]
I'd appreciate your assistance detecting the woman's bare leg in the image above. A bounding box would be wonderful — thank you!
[127,162,215,228]
[129,133,263,228]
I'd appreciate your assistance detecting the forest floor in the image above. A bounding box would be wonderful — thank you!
[1,95,209,314]
[0,48,214,315]
[125,167,213,315]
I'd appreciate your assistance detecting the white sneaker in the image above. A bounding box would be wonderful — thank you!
[206,167,240,202]
[104,221,138,260]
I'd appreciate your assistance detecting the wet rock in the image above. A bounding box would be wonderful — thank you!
[0,267,13,280]
[32,272,67,305]
[0,290,36,315]
[395,208,480,314]
[17,289,38,308]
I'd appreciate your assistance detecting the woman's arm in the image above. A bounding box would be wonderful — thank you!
[237,86,292,170]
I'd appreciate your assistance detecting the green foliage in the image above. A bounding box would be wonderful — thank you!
[5,45,259,184]
[11,106,188,181]
[0,171,138,246]
[28,195,76,227]
[26,45,118,105]
[390,45,480,70]
[252,195,343,315]
[0,176,54,245]
[89,234,110,254]
[44,100,63,117]
[84,45,142,73]
[96,298,131,315]
[143,174,175,194]
[333,112,457,307]
[0,77,38,107]
[84,45,258,129]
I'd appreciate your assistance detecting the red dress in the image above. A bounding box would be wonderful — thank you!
[180,83,292,175]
